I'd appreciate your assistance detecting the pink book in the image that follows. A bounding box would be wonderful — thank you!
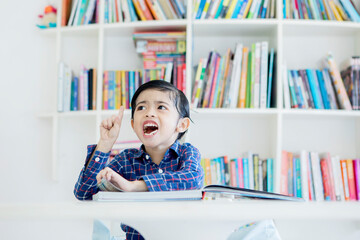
[237,158,244,188]
[353,159,360,200]
[182,64,186,94]
[79,65,86,111]
[280,150,289,195]
[102,71,108,110]
[230,160,237,187]
[346,159,357,201]
[208,57,221,108]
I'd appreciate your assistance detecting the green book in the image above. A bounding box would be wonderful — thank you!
[250,43,256,108]
[245,51,252,108]
[253,154,259,191]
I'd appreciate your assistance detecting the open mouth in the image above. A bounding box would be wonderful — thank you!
[143,122,159,136]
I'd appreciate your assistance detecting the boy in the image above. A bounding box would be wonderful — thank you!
[74,80,204,239]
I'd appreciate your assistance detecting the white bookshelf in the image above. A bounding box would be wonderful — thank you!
[38,0,360,197]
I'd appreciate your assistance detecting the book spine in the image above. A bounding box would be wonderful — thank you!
[353,159,360,200]
[311,152,324,201]
[280,150,289,195]
[239,47,249,108]
[295,157,302,198]
[346,158,357,200]
[320,158,332,201]
[332,156,344,201]
[72,77,79,111]
[259,41,268,108]
[243,158,249,189]
[267,48,275,108]
[230,159,237,187]
[103,71,109,109]
[253,154,259,190]
[300,150,309,200]
[341,159,350,201]
[267,158,273,192]
[238,158,244,188]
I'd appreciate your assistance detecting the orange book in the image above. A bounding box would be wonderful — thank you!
[138,0,154,20]
[205,158,212,185]
[280,150,288,195]
[218,49,232,107]
[238,47,249,108]
[340,159,350,201]
[61,0,73,26]
[329,1,343,21]
[346,159,357,201]
[145,0,160,20]
[132,0,147,20]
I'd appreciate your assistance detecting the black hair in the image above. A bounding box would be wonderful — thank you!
[130,80,190,140]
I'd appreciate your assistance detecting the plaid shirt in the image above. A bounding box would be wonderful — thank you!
[74,140,204,240]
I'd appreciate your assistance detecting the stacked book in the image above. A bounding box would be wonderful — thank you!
[57,62,97,112]
[283,53,356,110]
[133,31,187,92]
[281,150,360,201]
[63,0,99,26]
[283,0,360,21]
[200,153,274,193]
[193,0,276,20]
[191,42,276,109]
[102,70,142,110]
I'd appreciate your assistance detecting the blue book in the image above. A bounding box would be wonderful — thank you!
[237,0,248,18]
[293,157,297,197]
[317,0,327,20]
[339,0,360,22]
[297,0,304,19]
[127,0,138,22]
[287,70,298,108]
[243,158,249,189]
[196,0,207,19]
[306,69,324,109]
[71,77,79,111]
[232,0,244,19]
[291,70,305,108]
[108,71,115,110]
[316,69,330,109]
[129,71,135,103]
[260,0,268,18]
[214,0,225,19]
[310,0,321,20]
[283,0,286,19]
[295,158,302,198]
[267,158,273,192]
[267,48,275,108]
[304,0,313,19]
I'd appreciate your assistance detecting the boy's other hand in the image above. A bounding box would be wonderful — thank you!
[97,106,124,152]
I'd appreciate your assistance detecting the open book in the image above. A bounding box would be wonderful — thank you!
[93,179,304,202]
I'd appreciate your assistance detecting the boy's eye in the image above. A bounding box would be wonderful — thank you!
[136,106,145,111]
[158,105,166,110]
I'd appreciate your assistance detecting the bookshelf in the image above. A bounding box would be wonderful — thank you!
[38,0,360,199]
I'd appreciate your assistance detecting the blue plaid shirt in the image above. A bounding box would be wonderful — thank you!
[74,140,204,240]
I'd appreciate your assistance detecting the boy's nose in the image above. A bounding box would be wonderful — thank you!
[145,108,156,117]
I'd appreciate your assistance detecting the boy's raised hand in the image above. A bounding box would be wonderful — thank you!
[97,106,124,152]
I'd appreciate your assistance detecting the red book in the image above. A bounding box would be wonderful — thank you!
[347,159,357,201]
[353,159,360,200]
[238,158,244,188]
[182,64,186,94]
[320,159,331,201]
[61,0,72,26]
[177,64,182,91]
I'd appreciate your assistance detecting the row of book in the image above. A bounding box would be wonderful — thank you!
[200,154,274,192]
[283,0,360,21]
[194,0,277,19]
[58,62,97,112]
[62,0,99,26]
[102,70,142,110]
[281,150,360,201]
[283,53,354,110]
[191,42,276,109]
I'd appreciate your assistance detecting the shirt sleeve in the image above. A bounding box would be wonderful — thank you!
[73,144,111,200]
[140,144,204,191]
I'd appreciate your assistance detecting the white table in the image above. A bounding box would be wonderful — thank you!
[1,200,360,239]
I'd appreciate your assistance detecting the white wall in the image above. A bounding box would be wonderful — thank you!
[0,1,93,239]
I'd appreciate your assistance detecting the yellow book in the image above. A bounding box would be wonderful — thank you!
[132,0,147,21]
[121,71,126,108]
[205,158,212,185]
[201,0,212,19]
[329,1,343,21]
[115,71,121,109]
[241,0,253,19]
[225,0,238,19]
[238,47,249,108]
[335,2,348,21]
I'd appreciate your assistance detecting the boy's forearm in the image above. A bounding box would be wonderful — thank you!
[85,141,113,170]
[131,180,148,192]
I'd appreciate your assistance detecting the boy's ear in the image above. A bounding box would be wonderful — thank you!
[131,119,134,130]
[176,117,190,133]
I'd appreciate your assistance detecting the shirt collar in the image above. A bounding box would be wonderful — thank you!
[133,140,181,160]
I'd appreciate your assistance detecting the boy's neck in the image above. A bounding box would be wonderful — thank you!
[144,141,176,165]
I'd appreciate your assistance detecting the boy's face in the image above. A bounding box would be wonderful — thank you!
[131,89,189,150]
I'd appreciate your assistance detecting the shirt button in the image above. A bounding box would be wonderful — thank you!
[158,169,163,173]
[145,155,149,160]
[95,157,100,162]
